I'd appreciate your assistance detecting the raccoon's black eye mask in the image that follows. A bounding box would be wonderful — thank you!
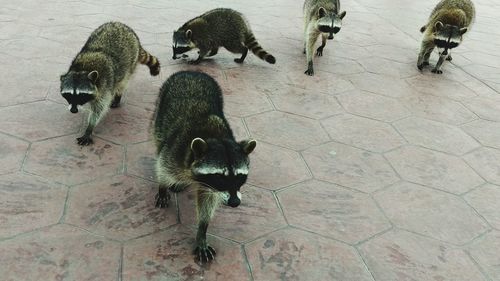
[62,92,95,105]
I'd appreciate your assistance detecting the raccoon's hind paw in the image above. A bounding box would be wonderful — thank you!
[417,62,429,71]
[234,58,245,63]
[194,245,216,264]
[77,135,93,146]
[431,68,443,74]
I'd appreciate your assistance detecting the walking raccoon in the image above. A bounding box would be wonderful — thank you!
[60,22,160,145]
[303,0,346,76]
[417,0,475,74]
[172,8,276,65]
[153,71,256,263]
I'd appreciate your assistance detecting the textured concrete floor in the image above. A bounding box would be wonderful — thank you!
[1,0,500,280]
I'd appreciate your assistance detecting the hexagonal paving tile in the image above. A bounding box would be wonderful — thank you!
[337,90,410,122]
[278,180,390,244]
[321,114,406,153]
[400,94,476,125]
[364,44,415,63]
[0,224,120,281]
[245,228,373,281]
[94,104,154,144]
[65,175,176,241]
[0,173,67,239]
[375,182,489,245]
[302,142,399,193]
[461,119,500,149]
[24,135,124,186]
[268,86,343,120]
[0,133,29,175]
[464,97,500,122]
[406,76,477,101]
[315,57,365,75]
[246,111,330,151]
[247,142,311,190]
[464,147,500,185]
[468,231,500,280]
[386,146,484,194]
[126,141,156,182]
[284,70,355,95]
[358,229,486,281]
[358,57,419,78]
[178,185,286,242]
[222,86,273,118]
[224,64,286,94]
[0,100,83,141]
[394,117,480,155]
[347,72,417,99]
[122,224,250,281]
[464,184,500,230]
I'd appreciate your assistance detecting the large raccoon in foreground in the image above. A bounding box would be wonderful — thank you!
[153,71,256,263]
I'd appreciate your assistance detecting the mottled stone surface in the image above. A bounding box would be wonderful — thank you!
[246,228,373,281]
[1,0,499,279]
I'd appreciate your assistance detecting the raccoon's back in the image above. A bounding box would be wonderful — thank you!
[431,0,475,23]
[154,71,224,144]
[76,22,140,69]
[188,9,248,41]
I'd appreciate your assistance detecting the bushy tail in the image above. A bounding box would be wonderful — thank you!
[139,47,160,76]
[244,33,276,64]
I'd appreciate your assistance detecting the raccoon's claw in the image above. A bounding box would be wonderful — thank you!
[431,68,443,74]
[316,49,323,56]
[155,191,170,208]
[194,245,216,264]
[77,135,93,146]
[304,68,314,76]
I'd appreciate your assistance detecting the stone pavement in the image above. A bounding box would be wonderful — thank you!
[0,0,499,280]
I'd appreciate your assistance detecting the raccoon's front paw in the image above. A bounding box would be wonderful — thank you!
[431,68,443,74]
[234,58,244,63]
[77,135,93,146]
[446,55,452,61]
[194,245,216,264]
[155,191,170,208]
[304,68,314,76]
[417,61,429,71]
[316,48,324,57]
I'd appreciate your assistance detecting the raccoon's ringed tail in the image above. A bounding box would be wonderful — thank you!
[420,25,427,33]
[244,33,276,64]
[139,47,161,76]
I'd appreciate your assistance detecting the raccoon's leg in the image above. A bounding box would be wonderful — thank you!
[77,98,110,146]
[432,54,446,74]
[304,30,320,76]
[417,39,434,70]
[225,43,248,63]
[194,189,221,263]
[316,34,327,56]
[207,48,219,57]
[189,48,209,65]
[155,185,170,208]
[110,78,129,108]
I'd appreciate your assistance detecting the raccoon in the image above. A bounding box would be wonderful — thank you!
[303,0,346,76]
[60,22,160,145]
[172,8,276,65]
[417,0,475,74]
[153,71,256,263]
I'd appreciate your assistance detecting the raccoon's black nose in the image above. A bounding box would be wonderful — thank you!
[70,105,78,113]
[332,27,340,34]
[227,196,240,208]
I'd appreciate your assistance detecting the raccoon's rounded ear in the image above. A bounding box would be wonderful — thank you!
[87,71,99,83]
[435,21,444,31]
[185,29,192,39]
[318,7,326,18]
[191,138,207,158]
[240,139,257,155]
[460,27,468,35]
[339,11,346,19]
